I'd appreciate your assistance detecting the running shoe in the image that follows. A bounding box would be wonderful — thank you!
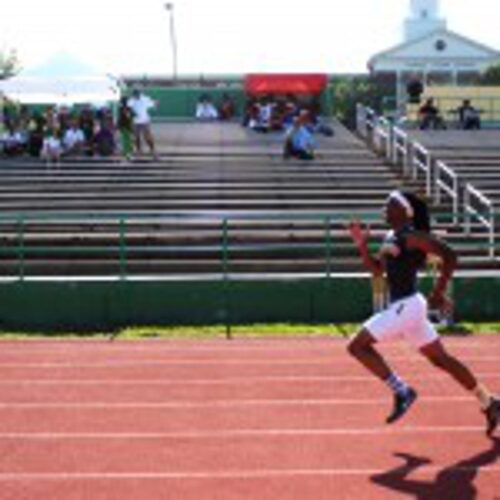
[386,388,418,424]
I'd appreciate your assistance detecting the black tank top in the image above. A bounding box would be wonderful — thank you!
[382,225,425,303]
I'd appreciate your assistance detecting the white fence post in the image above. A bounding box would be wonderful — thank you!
[435,160,459,225]
[464,183,495,259]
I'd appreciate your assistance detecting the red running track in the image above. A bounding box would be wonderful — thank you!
[0,336,498,499]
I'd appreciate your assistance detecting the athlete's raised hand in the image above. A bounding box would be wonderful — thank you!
[348,220,370,248]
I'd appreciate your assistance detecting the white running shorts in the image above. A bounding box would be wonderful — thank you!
[363,292,439,349]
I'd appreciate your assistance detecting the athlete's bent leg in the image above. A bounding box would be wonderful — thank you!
[420,339,499,437]
[420,339,477,390]
[347,329,392,380]
[348,329,417,423]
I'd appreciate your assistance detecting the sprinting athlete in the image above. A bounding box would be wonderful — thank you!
[348,190,499,436]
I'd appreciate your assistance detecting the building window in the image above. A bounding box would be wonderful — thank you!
[435,39,447,51]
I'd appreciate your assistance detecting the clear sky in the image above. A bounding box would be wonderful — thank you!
[1,0,499,77]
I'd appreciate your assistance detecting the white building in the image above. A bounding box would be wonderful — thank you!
[369,0,500,106]
[405,0,446,42]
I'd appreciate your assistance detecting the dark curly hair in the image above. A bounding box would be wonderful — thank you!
[402,191,431,233]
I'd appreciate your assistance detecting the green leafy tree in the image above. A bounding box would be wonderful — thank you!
[480,64,500,85]
[330,73,396,130]
[0,49,21,79]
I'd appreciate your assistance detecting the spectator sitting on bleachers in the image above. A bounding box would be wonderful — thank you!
[41,127,63,165]
[26,113,46,158]
[282,94,299,128]
[457,99,481,130]
[283,111,316,161]
[418,98,446,130]
[195,95,219,121]
[251,96,274,133]
[57,105,72,135]
[62,117,86,156]
[93,117,116,157]
[79,105,96,155]
[1,124,25,157]
[242,97,259,128]
[218,94,235,121]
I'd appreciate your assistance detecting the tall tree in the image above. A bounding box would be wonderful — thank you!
[481,65,500,86]
[0,49,21,79]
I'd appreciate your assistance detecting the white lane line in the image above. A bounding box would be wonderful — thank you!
[0,396,476,409]
[0,426,490,439]
[0,373,498,385]
[0,467,499,481]
[0,356,499,367]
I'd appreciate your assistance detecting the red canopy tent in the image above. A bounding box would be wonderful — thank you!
[244,74,328,95]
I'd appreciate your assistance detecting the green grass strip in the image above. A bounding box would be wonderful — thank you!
[0,322,499,341]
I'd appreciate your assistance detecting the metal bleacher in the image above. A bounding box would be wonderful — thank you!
[0,120,417,278]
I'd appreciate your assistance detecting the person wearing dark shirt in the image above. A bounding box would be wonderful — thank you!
[117,96,134,160]
[457,99,481,130]
[79,106,95,156]
[347,191,499,436]
[218,94,235,121]
[418,98,446,130]
[93,117,116,157]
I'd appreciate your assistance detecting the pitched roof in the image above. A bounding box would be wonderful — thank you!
[369,28,500,65]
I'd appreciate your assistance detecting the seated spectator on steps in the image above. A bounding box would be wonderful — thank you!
[41,127,63,165]
[418,98,446,130]
[195,95,219,121]
[93,117,116,157]
[251,96,274,133]
[27,113,46,158]
[457,99,481,130]
[283,111,316,161]
[62,117,86,156]
[218,93,235,121]
[1,124,25,157]
[79,105,96,154]
[242,97,258,128]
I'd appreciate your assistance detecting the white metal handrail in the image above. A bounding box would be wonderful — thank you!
[435,160,459,225]
[374,116,391,159]
[392,127,409,174]
[410,142,432,196]
[464,183,495,259]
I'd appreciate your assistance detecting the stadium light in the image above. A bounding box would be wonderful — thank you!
[164,2,178,81]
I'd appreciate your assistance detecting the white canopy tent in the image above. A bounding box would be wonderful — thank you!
[0,54,122,105]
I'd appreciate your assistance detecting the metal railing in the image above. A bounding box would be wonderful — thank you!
[0,212,374,282]
[0,210,498,278]
[374,116,392,160]
[464,184,496,259]
[356,103,498,254]
[410,141,432,197]
[392,127,410,174]
[435,160,459,225]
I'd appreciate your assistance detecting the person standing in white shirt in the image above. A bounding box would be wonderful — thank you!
[127,88,158,159]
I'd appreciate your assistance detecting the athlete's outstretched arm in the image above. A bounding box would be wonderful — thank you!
[348,220,383,276]
[405,231,457,311]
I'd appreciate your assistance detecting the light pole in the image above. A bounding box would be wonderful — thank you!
[164,3,178,81]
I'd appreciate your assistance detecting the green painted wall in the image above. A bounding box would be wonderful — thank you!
[145,86,334,119]
[147,87,246,119]
[0,276,498,332]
